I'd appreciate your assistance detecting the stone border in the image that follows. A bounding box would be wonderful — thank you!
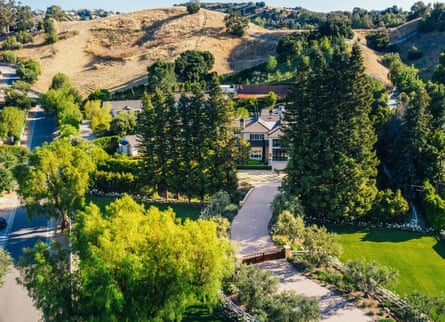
[239,187,255,207]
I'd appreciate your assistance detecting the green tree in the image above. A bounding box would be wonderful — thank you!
[284,44,379,221]
[15,195,235,321]
[4,80,34,110]
[17,241,79,321]
[16,139,96,228]
[2,35,21,50]
[224,12,249,37]
[16,59,41,84]
[0,106,25,144]
[0,167,15,192]
[0,0,17,34]
[174,50,215,83]
[109,110,137,136]
[186,0,200,14]
[51,72,72,90]
[272,210,306,246]
[83,100,111,135]
[366,31,390,51]
[147,61,176,92]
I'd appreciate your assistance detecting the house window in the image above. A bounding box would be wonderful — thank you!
[250,147,263,160]
[272,139,281,147]
[272,148,288,161]
[249,134,264,141]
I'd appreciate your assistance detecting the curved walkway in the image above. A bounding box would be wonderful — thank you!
[231,170,372,321]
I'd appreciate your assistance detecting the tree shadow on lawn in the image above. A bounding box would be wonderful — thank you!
[432,236,445,260]
[329,225,425,243]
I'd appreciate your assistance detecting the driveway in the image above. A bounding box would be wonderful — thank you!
[231,170,372,321]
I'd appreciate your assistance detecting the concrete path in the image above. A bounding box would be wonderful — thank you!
[232,170,373,322]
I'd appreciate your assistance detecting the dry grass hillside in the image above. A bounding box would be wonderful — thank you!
[15,7,288,97]
[13,7,390,97]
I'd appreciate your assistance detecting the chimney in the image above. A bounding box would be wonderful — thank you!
[240,118,245,130]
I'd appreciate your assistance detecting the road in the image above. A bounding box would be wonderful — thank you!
[0,108,56,322]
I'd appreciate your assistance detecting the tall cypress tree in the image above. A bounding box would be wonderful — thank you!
[284,44,379,221]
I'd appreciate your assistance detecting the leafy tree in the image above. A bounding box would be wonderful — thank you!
[272,210,305,246]
[265,55,278,72]
[17,241,79,321]
[147,61,176,92]
[16,30,33,43]
[317,18,353,39]
[0,0,17,34]
[366,31,390,51]
[2,35,21,50]
[370,189,409,223]
[264,91,277,109]
[17,195,234,321]
[16,139,96,227]
[421,180,445,231]
[224,12,249,37]
[0,106,25,144]
[15,4,34,32]
[4,80,34,110]
[186,0,200,14]
[109,110,137,136]
[57,101,83,128]
[51,72,72,90]
[283,44,379,221]
[174,50,215,83]
[16,59,41,84]
[83,100,111,135]
[87,89,111,101]
[0,167,15,192]
[46,5,65,21]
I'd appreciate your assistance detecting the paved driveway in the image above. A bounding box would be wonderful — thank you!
[231,170,372,321]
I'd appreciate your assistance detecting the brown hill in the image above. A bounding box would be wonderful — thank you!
[14,7,390,97]
[16,8,289,97]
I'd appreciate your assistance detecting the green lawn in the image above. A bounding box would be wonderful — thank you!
[85,196,203,221]
[329,226,445,297]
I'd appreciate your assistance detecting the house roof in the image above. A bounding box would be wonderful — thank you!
[120,135,140,147]
[235,85,291,99]
[103,100,142,111]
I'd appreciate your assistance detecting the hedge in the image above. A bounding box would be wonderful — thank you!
[236,165,272,170]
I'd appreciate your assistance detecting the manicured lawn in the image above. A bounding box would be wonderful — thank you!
[85,196,203,221]
[329,226,445,297]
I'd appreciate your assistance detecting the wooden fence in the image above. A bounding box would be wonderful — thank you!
[238,246,291,265]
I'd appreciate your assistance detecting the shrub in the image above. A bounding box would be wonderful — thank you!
[2,36,21,50]
[92,136,120,155]
[91,170,137,193]
[407,46,423,60]
[366,31,390,51]
[16,31,33,44]
[2,51,16,64]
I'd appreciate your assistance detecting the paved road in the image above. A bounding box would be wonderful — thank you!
[231,170,372,322]
[0,107,56,322]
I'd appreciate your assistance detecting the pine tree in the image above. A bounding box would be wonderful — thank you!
[284,44,379,221]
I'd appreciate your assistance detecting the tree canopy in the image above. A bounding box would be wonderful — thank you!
[18,195,234,321]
